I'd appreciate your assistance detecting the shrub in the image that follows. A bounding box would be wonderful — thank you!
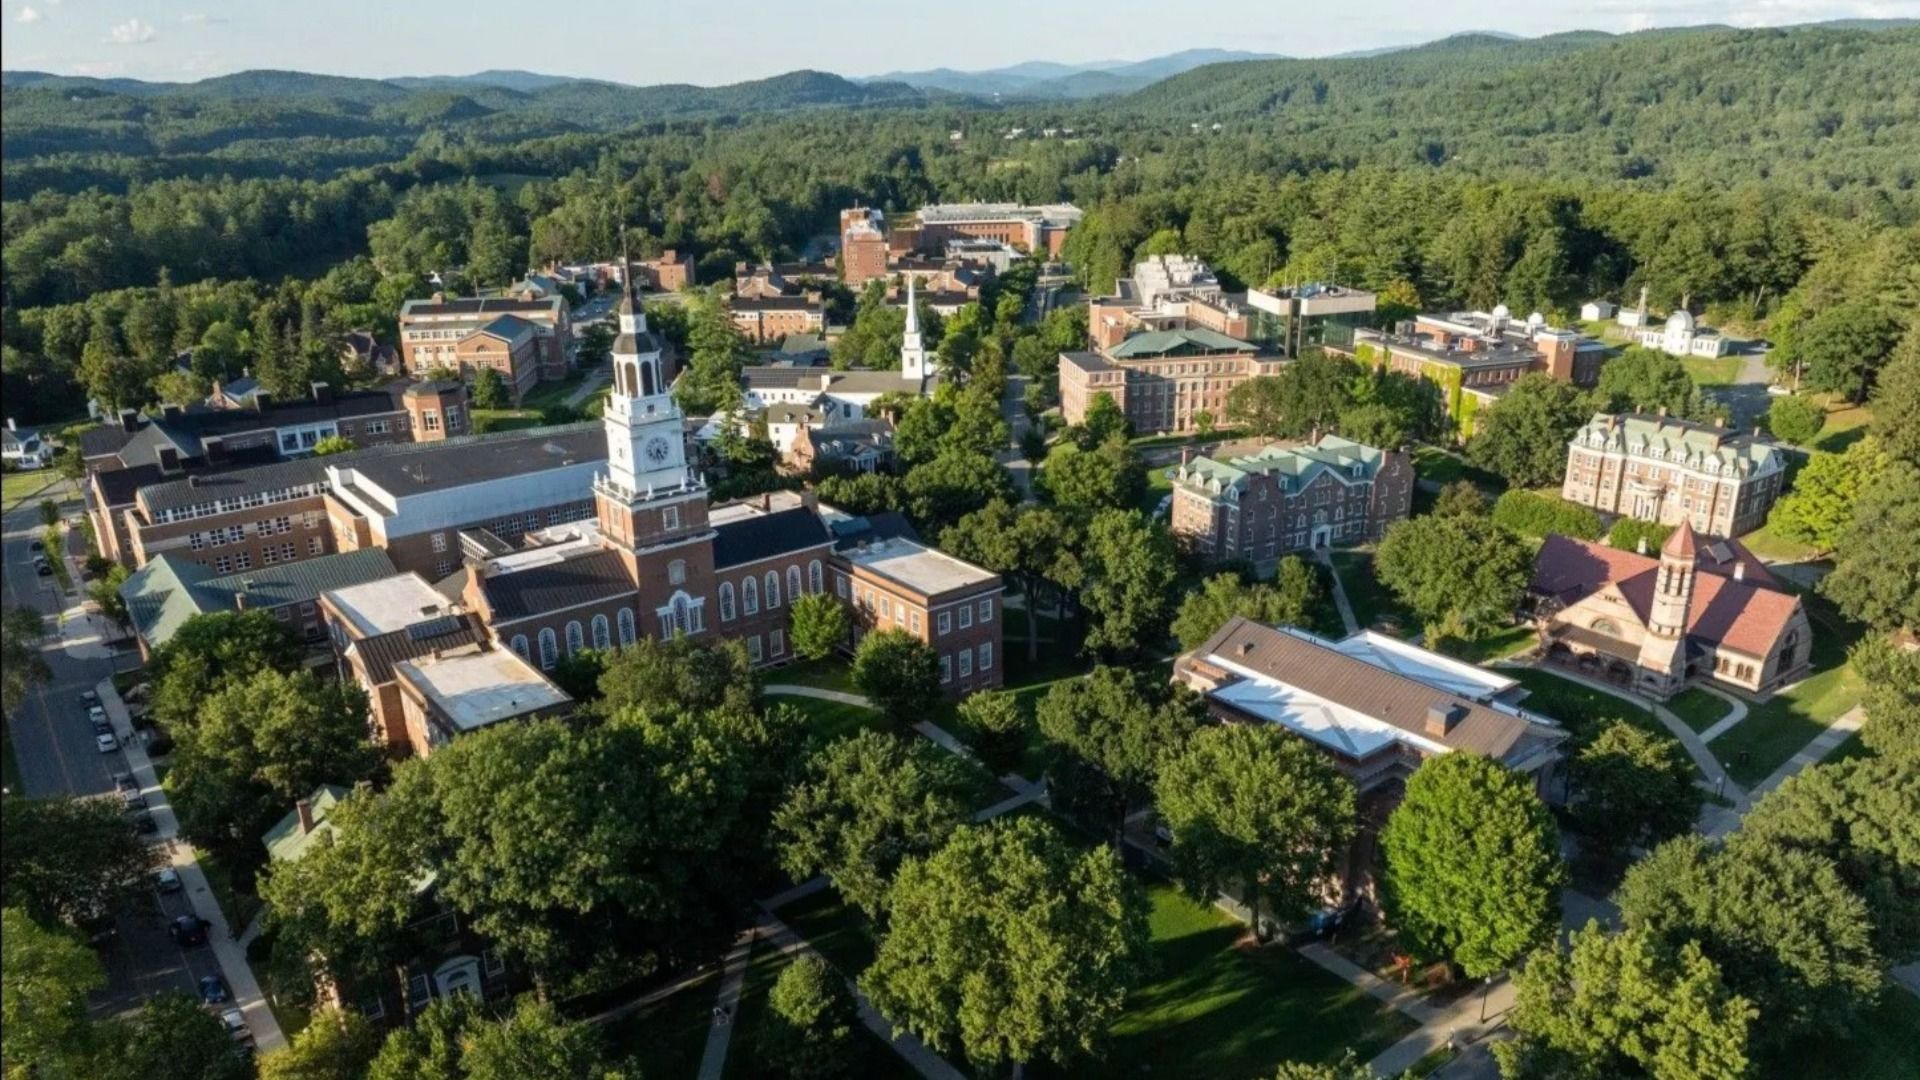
[1490,490,1603,540]
[1607,517,1675,555]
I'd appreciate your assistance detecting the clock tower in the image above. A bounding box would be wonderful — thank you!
[595,264,709,559]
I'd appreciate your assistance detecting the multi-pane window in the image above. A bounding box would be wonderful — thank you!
[980,642,993,671]
[940,655,952,683]
[565,621,585,656]
[937,611,951,636]
[959,605,973,630]
[978,599,992,623]
[743,577,759,615]
[809,560,823,594]
[770,629,785,657]
[719,583,736,622]
[959,649,973,677]
[765,571,781,609]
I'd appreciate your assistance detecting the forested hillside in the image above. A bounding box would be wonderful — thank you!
[2,23,1915,427]
[1123,26,1920,192]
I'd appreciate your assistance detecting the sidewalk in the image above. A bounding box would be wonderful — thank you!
[1747,704,1866,801]
[1314,551,1362,636]
[98,678,286,1053]
[694,928,756,1080]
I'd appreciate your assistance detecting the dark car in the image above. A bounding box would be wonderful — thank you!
[112,771,138,792]
[198,975,230,1004]
[29,539,45,552]
[170,915,209,947]
[35,561,52,577]
[131,812,157,834]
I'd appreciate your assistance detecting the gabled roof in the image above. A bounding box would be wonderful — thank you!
[262,784,350,863]
[121,554,221,648]
[121,549,401,649]
[1186,618,1563,765]
[475,314,535,341]
[712,505,832,570]
[1176,435,1390,496]
[1531,535,1803,657]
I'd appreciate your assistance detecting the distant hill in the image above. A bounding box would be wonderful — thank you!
[872,48,1282,99]
[386,69,585,93]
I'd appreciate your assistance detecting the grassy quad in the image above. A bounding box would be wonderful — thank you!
[1327,550,1420,639]
[1664,687,1735,734]
[600,970,720,1079]
[1707,591,1865,788]
[778,881,1414,1080]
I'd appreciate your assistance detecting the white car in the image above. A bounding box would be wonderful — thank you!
[94,732,118,753]
[155,868,182,894]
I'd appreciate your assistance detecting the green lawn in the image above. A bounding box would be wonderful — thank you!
[520,369,592,412]
[1,469,61,510]
[1504,667,1664,747]
[1138,464,1174,515]
[1411,445,1506,495]
[1327,551,1419,638]
[781,882,1412,1080]
[723,937,919,1080]
[1739,522,1821,564]
[602,970,719,1080]
[1665,687,1734,734]
[1710,592,1866,787]
[1680,355,1742,387]
[470,409,545,434]
[1039,884,1416,1079]
[779,887,880,977]
[1788,986,1920,1080]
[763,692,889,748]
[1435,624,1537,665]
[1712,661,1863,787]
[194,849,263,933]
[1306,561,1352,639]
[764,658,854,692]
[1808,393,1874,455]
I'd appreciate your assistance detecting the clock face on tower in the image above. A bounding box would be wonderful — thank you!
[644,436,673,466]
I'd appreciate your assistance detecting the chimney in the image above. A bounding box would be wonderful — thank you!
[295,797,314,834]
[204,438,226,466]
[4,417,13,433]
[1181,447,1192,466]
[1425,703,1465,738]
[431,291,445,303]
[1657,406,1669,418]
[156,446,180,473]
[310,382,333,404]
[160,404,183,422]
[252,391,274,414]
[119,409,141,433]
[1733,561,1746,582]
[761,492,772,512]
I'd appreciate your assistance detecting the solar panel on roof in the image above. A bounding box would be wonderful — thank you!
[406,615,464,642]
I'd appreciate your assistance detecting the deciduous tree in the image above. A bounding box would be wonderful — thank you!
[1871,320,1920,469]
[1,908,104,1075]
[1170,563,1321,650]
[1038,666,1202,839]
[1379,753,1564,977]
[1766,393,1826,445]
[788,592,849,662]
[850,629,941,726]
[1495,923,1755,1080]
[773,730,971,917]
[1569,722,1701,867]
[1375,514,1533,643]
[1822,460,1920,633]
[1466,373,1589,488]
[757,954,860,1080]
[1079,509,1179,656]
[257,1009,384,1080]
[1041,435,1145,515]
[1155,724,1356,930]
[1,795,155,928]
[861,816,1150,1070]
[1766,437,1887,553]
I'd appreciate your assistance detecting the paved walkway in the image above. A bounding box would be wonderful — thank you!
[1315,551,1362,636]
[561,361,612,408]
[99,679,286,1053]
[1695,685,1750,743]
[1368,975,1517,1077]
[695,927,757,1080]
[763,684,867,707]
[1747,703,1866,801]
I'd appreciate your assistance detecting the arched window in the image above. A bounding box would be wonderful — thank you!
[591,614,611,650]
[565,621,585,656]
[668,559,687,586]
[743,576,759,615]
[640,362,655,397]
[787,566,802,605]
[1590,618,1622,637]
[509,634,529,660]
[809,559,823,594]
[765,571,782,609]
[537,628,558,670]
[621,362,638,396]
[617,607,636,647]
[719,582,736,622]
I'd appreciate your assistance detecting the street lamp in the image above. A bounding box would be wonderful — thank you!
[1479,973,1498,1023]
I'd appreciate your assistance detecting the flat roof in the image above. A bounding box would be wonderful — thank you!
[842,535,997,598]
[337,425,605,498]
[325,572,456,637]
[395,647,569,732]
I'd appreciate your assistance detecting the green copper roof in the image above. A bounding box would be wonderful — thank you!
[1174,435,1387,496]
[262,784,351,863]
[120,548,400,650]
[1107,327,1254,358]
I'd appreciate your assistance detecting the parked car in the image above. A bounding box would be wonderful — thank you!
[94,732,118,753]
[121,790,146,811]
[79,689,99,706]
[169,915,209,947]
[219,1008,250,1042]
[155,868,181,894]
[131,812,157,834]
[112,770,138,792]
[198,975,230,1004]
[34,560,52,577]
[29,539,44,552]
[89,710,112,735]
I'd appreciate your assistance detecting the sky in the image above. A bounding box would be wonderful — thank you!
[4,0,1917,85]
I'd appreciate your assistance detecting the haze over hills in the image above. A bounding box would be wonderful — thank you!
[868,48,1283,98]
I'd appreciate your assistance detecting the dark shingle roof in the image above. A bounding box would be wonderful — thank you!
[481,549,636,622]
[201,549,400,611]
[712,506,832,570]
[612,331,664,355]
[352,612,489,685]
[341,426,604,497]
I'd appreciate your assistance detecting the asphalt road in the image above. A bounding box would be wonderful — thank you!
[1,479,210,1017]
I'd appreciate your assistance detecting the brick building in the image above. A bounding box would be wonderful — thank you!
[1059,329,1285,436]
[899,203,1081,258]
[120,547,400,659]
[840,207,891,287]
[729,296,827,343]
[398,294,574,392]
[1169,436,1414,569]
[81,381,468,567]
[1347,308,1612,438]
[829,511,1004,695]
[1560,412,1786,538]
[321,572,495,753]
[1530,523,1810,698]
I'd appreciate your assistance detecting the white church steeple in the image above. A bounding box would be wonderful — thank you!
[900,273,927,386]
